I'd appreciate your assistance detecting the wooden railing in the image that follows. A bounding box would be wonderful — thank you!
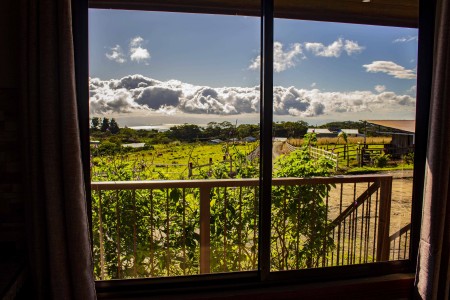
[91,175,394,279]
[389,223,411,260]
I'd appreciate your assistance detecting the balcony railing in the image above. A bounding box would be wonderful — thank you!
[91,175,408,280]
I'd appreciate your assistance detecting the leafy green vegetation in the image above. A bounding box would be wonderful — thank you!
[91,133,336,278]
[90,119,415,278]
[271,133,334,269]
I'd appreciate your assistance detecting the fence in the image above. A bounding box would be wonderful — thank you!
[316,144,414,167]
[90,175,404,280]
[285,143,339,170]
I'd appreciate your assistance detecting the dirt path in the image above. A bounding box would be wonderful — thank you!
[272,141,284,160]
[389,175,413,234]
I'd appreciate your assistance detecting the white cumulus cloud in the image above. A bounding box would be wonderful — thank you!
[89,75,416,118]
[363,61,416,79]
[129,36,150,64]
[249,41,304,73]
[305,38,364,57]
[374,85,386,93]
[106,45,127,63]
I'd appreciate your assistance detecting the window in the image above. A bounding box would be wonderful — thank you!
[87,0,425,293]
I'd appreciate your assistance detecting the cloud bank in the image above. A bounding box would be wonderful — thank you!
[90,75,416,118]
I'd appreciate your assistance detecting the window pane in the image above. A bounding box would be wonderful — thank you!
[270,18,417,270]
[89,9,261,279]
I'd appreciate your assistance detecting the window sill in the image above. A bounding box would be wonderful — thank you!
[96,273,414,299]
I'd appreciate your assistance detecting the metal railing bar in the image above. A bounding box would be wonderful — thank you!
[330,181,380,229]
[389,223,412,241]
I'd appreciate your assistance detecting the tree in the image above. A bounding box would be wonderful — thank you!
[236,124,259,138]
[109,118,120,134]
[100,117,110,132]
[169,124,202,142]
[91,117,100,130]
[203,122,221,139]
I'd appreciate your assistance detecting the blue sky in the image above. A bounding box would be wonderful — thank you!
[89,9,418,126]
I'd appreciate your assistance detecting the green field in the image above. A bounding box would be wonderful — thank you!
[91,142,259,181]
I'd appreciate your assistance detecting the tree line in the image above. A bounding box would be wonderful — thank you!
[90,117,366,145]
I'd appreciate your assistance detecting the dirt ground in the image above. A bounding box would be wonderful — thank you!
[383,170,414,235]
[326,169,413,235]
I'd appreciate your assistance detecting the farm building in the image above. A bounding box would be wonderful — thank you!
[307,128,359,137]
[122,143,146,148]
[366,120,415,156]
[307,128,336,137]
[341,129,359,137]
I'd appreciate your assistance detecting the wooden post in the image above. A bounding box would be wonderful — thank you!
[361,148,365,167]
[347,145,350,167]
[200,187,211,274]
[188,162,193,177]
[376,177,392,262]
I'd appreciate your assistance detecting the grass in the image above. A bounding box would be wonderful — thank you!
[345,164,414,175]
[288,136,392,146]
[91,142,258,180]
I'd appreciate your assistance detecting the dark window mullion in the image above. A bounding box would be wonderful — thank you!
[258,0,274,281]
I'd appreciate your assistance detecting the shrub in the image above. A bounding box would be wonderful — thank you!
[373,153,390,168]
[271,133,335,269]
[97,141,121,155]
[403,152,414,165]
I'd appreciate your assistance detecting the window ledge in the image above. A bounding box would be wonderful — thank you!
[97,273,414,299]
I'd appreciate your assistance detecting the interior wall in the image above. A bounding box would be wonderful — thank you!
[0,0,25,259]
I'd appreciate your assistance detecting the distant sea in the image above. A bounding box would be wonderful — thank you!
[128,124,208,132]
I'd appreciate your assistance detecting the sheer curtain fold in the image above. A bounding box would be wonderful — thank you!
[415,0,450,299]
[21,0,96,299]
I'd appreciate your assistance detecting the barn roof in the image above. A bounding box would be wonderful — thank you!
[366,120,415,133]
[307,128,333,134]
[341,129,359,135]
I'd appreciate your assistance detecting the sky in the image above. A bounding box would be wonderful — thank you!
[89,9,418,127]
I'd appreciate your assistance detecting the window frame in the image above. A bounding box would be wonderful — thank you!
[78,0,432,295]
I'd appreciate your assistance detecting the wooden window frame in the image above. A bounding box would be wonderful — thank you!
[75,0,433,297]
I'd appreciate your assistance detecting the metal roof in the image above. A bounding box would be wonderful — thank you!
[366,120,415,133]
[307,128,333,134]
[341,129,359,135]
[122,143,146,148]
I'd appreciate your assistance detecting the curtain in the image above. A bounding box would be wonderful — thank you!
[415,0,450,299]
[21,0,96,298]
